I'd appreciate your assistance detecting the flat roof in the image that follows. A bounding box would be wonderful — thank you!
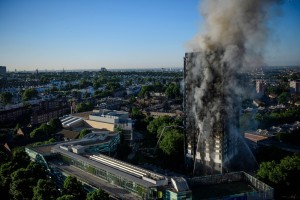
[52,144,165,188]
[56,129,79,140]
[89,154,165,181]
[59,133,117,148]
[192,181,256,199]
[29,143,57,155]
[244,133,269,143]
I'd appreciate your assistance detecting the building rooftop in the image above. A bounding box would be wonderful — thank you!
[51,144,167,188]
[31,143,56,155]
[244,132,269,143]
[89,154,166,182]
[91,109,129,118]
[55,129,80,140]
[171,177,190,192]
[192,181,255,199]
[59,131,118,151]
[188,171,273,200]
[60,115,84,127]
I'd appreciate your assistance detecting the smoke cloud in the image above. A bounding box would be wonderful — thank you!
[186,0,282,173]
[191,0,282,67]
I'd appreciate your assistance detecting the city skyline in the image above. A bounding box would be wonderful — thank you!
[0,0,300,71]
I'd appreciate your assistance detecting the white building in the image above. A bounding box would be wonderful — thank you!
[290,80,300,93]
[256,80,265,95]
[87,109,133,144]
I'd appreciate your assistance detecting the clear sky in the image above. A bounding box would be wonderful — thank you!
[0,0,299,71]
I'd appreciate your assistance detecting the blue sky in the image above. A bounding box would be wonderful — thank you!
[0,0,299,71]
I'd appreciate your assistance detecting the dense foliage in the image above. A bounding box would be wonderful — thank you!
[32,179,59,200]
[79,128,92,139]
[29,118,62,142]
[76,102,94,112]
[255,108,300,128]
[257,155,300,198]
[86,189,109,200]
[165,83,180,99]
[0,149,44,200]
[144,116,185,170]
[63,176,86,200]
[0,92,13,105]
[22,88,38,101]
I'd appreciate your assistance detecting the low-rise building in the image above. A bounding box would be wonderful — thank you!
[25,134,192,200]
[87,109,133,143]
[60,109,133,144]
[30,100,70,125]
[290,80,300,93]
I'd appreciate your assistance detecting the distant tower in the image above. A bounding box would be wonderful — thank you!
[0,66,6,75]
[183,52,239,175]
[256,80,266,95]
[35,69,39,79]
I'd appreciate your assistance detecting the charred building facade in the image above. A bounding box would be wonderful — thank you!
[184,52,239,175]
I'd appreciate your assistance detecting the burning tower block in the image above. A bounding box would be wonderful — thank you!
[184,51,240,175]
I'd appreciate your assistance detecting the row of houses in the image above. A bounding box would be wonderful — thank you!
[0,99,70,126]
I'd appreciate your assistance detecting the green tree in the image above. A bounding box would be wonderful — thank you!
[12,148,30,168]
[131,107,144,119]
[138,85,152,98]
[49,118,62,131]
[0,92,13,105]
[79,79,91,89]
[278,92,290,104]
[40,75,50,84]
[0,148,30,196]
[26,162,46,181]
[147,116,174,135]
[0,161,15,198]
[257,155,300,198]
[30,128,46,141]
[57,195,77,200]
[0,150,9,164]
[159,129,184,155]
[76,102,94,112]
[32,179,59,200]
[22,88,38,101]
[93,79,102,89]
[165,83,180,99]
[39,123,53,136]
[94,90,111,99]
[106,82,121,91]
[63,176,86,200]
[79,129,91,139]
[9,168,34,200]
[153,82,164,92]
[86,189,109,200]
